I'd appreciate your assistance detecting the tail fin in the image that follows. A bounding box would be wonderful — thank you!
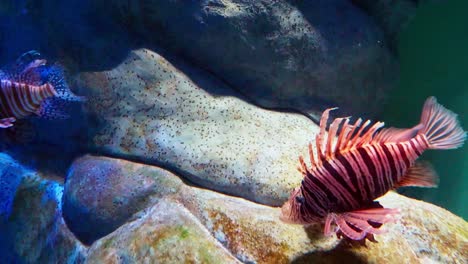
[420,96,466,149]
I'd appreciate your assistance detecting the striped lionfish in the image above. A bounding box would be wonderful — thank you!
[0,50,84,128]
[280,97,466,241]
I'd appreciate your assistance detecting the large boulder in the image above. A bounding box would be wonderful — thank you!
[85,200,241,264]
[76,48,316,206]
[25,0,397,118]
[0,153,86,263]
[62,155,182,244]
[99,0,397,118]
[66,156,468,263]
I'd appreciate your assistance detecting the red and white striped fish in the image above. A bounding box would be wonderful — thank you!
[280,97,466,241]
[0,51,84,128]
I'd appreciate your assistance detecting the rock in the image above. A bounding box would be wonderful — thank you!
[85,200,240,264]
[67,156,468,263]
[0,153,87,263]
[114,0,398,117]
[63,155,182,244]
[77,48,316,206]
[36,0,396,118]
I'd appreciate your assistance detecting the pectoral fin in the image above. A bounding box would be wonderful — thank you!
[324,202,399,241]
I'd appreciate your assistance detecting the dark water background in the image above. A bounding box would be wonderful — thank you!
[384,0,468,219]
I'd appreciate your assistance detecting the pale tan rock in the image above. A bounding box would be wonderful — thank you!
[77,48,317,206]
[85,200,240,264]
[67,156,468,263]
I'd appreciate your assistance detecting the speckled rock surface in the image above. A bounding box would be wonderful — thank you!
[77,48,316,206]
[0,153,86,264]
[91,0,396,118]
[67,156,468,264]
[63,155,182,244]
[85,200,241,264]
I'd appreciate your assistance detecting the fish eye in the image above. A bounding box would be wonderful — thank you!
[295,195,305,204]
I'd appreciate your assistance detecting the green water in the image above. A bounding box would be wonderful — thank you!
[383,0,468,219]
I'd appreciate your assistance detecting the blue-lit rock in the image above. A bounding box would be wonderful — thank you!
[0,153,86,263]
[66,156,468,263]
[63,155,182,244]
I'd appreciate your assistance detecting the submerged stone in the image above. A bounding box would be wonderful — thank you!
[65,156,468,263]
[77,48,316,206]
[0,153,86,263]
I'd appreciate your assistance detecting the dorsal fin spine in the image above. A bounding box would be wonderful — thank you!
[317,108,336,159]
[356,122,385,148]
[327,117,345,158]
[344,118,362,150]
[308,143,316,168]
[298,156,308,175]
[333,118,349,153]
[350,120,371,148]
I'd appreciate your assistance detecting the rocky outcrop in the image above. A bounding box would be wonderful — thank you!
[18,0,398,119]
[0,153,86,263]
[85,201,241,264]
[95,0,397,118]
[77,48,315,206]
[64,155,468,264]
[62,155,182,244]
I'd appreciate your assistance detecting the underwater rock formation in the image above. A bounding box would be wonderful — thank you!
[0,153,86,263]
[24,0,397,119]
[0,2,466,263]
[65,155,467,264]
[77,48,316,206]
[98,0,397,118]
[63,155,183,245]
[86,201,241,264]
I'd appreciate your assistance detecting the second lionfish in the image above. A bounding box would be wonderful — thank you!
[0,51,84,128]
[280,97,466,241]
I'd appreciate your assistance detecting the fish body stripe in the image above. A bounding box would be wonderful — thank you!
[0,80,56,119]
[358,147,382,197]
[300,139,429,214]
[366,145,386,195]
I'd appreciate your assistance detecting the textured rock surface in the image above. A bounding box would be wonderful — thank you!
[63,155,182,244]
[77,48,316,206]
[0,153,86,263]
[67,155,468,264]
[85,201,241,264]
[91,0,397,118]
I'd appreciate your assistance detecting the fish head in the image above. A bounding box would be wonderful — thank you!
[279,187,306,224]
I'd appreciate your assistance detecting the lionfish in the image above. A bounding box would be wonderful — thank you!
[280,97,466,240]
[0,50,84,128]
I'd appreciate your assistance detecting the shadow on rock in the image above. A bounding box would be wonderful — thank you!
[292,239,368,264]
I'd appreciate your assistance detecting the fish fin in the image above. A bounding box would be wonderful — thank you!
[14,50,42,68]
[394,160,438,188]
[0,117,16,128]
[41,64,86,102]
[373,124,424,143]
[326,203,399,241]
[36,98,70,120]
[420,96,466,149]
[303,108,384,172]
[1,51,45,85]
